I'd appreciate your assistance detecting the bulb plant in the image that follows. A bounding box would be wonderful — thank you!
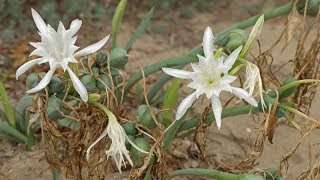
[7,0,320,179]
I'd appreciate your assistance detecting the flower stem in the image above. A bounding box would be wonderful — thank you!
[88,100,115,120]
[124,2,293,94]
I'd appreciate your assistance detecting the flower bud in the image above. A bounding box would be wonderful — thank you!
[130,137,151,165]
[110,48,128,69]
[125,135,135,150]
[240,15,264,58]
[91,67,100,75]
[88,93,101,101]
[97,74,112,90]
[48,75,64,94]
[96,51,108,64]
[26,73,39,89]
[225,29,248,52]
[80,74,97,91]
[296,0,320,16]
[137,104,159,129]
[122,122,137,136]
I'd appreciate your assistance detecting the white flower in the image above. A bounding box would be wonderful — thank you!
[16,9,110,102]
[162,27,258,129]
[243,61,266,110]
[86,110,132,173]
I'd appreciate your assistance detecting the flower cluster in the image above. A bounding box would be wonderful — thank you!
[16,9,109,102]
[163,27,258,129]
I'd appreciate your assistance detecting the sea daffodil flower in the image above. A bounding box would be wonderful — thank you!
[162,27,258,129]
[86,104,132,173]
[16,9,109,102]
[243,61,266,110]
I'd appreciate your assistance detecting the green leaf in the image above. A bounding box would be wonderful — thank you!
[112,0,127,48]
[125,7,154,51]
[15,95,33,133]
[0,81,16,128]
[0,122,28,143]
[58,118,80,130]
[169,168,264,180]
[161,79,180,127]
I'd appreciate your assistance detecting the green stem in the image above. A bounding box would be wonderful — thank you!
[169,168,264,180]
[178,105,260,133]
[124,3,293,94]
[88,100,115,119]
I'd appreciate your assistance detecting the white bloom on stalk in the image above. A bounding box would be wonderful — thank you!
[86,110,132,173]
[243,62,266,110]
[162,27,258,129]
[16,8,110,102]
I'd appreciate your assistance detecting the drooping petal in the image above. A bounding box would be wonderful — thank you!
[31,8,47,34]
[211,95,222,129]
[203,26,214,58]
[66,67,88,102]
[176,92,197,120]
[231,87,258,107]
[86,125,109,160]
[70,19,82,37]
[26,66,57,93]
[162,67,192,79]
[73,35,110,57]
[223,45,242,69]
[16,58,42,79]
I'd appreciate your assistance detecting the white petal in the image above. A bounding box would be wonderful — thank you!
[70,19,82,36]
[203,27,214,58]
[73,35,110,57]
[197,54,209,66]
[26,66,57,93]
[31,8,47,34]
[67,67,88,102]
[16,58,42,79]
[86,126,108,160]
[57,21,66,33]
[176,92,197,120]
[211,95,222,129]
[187,81,198,89]
[223,45,242,68]
[162,67,192,79]
[195,87,205,98]
[221,75,237,84]
[231,87,258,107]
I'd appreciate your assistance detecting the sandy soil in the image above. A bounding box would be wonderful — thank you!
[1,1,320,179]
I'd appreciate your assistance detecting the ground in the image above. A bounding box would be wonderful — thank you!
[1,1,320,179]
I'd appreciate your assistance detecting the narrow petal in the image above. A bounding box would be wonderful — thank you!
[73,35,110,57]
[231,87,258,107]
[26,66,57,93]
[176,92,197,120]
[70,19,82,37]
[16,58,42,79]
[211,95,222,129]
[67,67,88,102]
[223,45,242,68]
[195,87,205,98]
[31,8,47,33]
[86,126,108,160]
[162,68,192,79]
[57,21,66,33]
[221,75,237,84]
[203,26,214,58]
